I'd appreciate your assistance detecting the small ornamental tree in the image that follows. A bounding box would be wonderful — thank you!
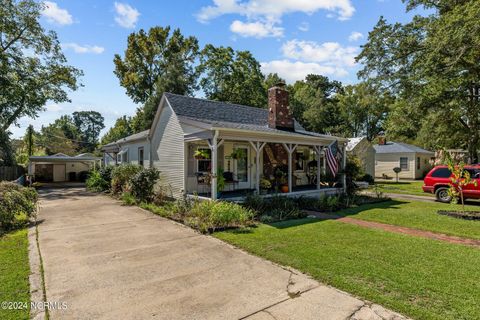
[446,159,478,213]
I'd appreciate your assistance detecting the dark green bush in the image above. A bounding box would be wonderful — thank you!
[0,182,38,231]
[130,168,160,202]
[111,164,142,194]
[243,194,305,222]
[86,170,110,192]
[359,174,374,184]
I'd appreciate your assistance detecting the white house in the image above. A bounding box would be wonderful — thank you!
[346,136,375,178]
[101,84,348,200]
[374,140,435,179]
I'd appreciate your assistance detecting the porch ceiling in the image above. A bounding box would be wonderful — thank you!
[184,127,345,146]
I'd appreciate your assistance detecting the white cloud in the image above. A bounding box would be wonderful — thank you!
[230,20,283,38]
[282,39,358,67]
[197,0,354,38]
[62,43,105,54]
[114,2,140,28]
[41,1,73,25]
[348,31,364,42]
[197,0,355,22]
[261,60,347,83]
[298,22,309,32]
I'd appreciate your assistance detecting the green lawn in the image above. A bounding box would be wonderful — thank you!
[215,219,480,320]
[371,180,431,196]
[0,229,30,320]
[337,200,480,239]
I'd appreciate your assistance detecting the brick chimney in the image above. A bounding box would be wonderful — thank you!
[268,82,294,131]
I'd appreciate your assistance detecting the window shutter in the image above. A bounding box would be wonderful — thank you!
[187,144,196,176]
[218,145,224,170]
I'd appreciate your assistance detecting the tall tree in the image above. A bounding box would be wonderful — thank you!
[336,82,391,141]
[39,124,77,156]
[357,0,480,162]
[72,111,105,152]
[289,75,345,134]
[114,26,199,130]
[0,0,82,131]
[101,115,133,145]
[198,45,267,108]
[0,0,81,162]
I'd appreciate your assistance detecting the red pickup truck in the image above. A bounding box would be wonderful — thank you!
[423,165,480,202]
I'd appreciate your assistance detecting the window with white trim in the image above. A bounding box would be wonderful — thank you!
[400,157,408,170]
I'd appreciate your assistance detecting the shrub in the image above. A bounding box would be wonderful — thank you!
[244,194,305,222]
[187,200,254,233]
[86,170,110,192]
[359,174,374,184]
[120,192,137,205]
[130,168,160,202]
[111,164,142,194]
[0,182,38,231]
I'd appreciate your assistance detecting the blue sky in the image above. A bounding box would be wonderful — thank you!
[12,0,422,138]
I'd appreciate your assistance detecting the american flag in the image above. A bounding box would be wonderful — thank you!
[325,141,340,176]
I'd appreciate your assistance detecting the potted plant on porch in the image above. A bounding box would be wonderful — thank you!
[259,177,272,195]
[230,148,246,160]
[194,149,210,160]
[274,166,289,193]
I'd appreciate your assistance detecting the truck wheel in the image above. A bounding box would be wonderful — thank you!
[435,187,452,203]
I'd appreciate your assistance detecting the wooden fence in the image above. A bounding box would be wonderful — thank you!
[0,166,25,181]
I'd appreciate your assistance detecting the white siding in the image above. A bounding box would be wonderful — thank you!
[375,152,433,180]
[349,139,376,177]
[151,104,185,198]
[375,153,416,179]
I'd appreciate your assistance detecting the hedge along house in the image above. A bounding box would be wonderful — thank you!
[373,139,435,180]
[102,84,348,200]
[28,153,102,182]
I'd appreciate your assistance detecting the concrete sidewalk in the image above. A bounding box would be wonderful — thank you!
[35,187,408,320]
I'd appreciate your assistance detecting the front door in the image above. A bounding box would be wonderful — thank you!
[234,146,250,189]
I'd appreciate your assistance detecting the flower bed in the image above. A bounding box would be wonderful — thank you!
[437,210,480,221]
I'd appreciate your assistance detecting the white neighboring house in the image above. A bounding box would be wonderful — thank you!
[28,153,101,182]
[101,85,349,200]
[346,136,375,178]
[373,141,435,179]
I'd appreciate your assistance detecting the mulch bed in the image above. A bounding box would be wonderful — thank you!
[438,210,480,221]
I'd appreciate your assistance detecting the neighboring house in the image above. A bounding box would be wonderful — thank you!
[102,130,150,167]
[373,141,434,179]
[346,136,375,178]
[28,153,101,182]
[101,84,348,200]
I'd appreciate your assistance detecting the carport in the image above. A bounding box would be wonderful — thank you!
[28,153,101,182]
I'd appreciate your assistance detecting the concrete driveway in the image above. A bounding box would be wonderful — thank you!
[36,188,407,320]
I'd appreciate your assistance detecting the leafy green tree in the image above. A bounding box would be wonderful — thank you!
[289,75,345,134]
[72,111,105,152]
[0,0,82,131]
[39,125,77,156]
[101,116,133,145]
[264,73,285,90]
[336,82,391,141]
[357,0,480,162]
[198,45,266,108]
[114,26,199,130]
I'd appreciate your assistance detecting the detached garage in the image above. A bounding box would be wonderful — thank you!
[28,153,101,182]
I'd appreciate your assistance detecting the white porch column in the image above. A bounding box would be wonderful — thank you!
[282,143,297,193]
[314,146,322,190]
[342,143,347,193]
[208,131,220,200]
[249,141,267,194]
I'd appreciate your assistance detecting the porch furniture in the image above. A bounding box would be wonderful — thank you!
[223,171,239,191]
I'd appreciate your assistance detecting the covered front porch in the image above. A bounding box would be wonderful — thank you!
[184,128,347,200]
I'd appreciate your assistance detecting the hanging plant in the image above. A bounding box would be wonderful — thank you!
[194,149,210,160]
[230,148,246,160]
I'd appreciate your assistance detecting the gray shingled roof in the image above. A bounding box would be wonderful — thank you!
[165,93,341,140]
[102,130,149,148]
[373,141,434,154]
[165,93,268,126]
